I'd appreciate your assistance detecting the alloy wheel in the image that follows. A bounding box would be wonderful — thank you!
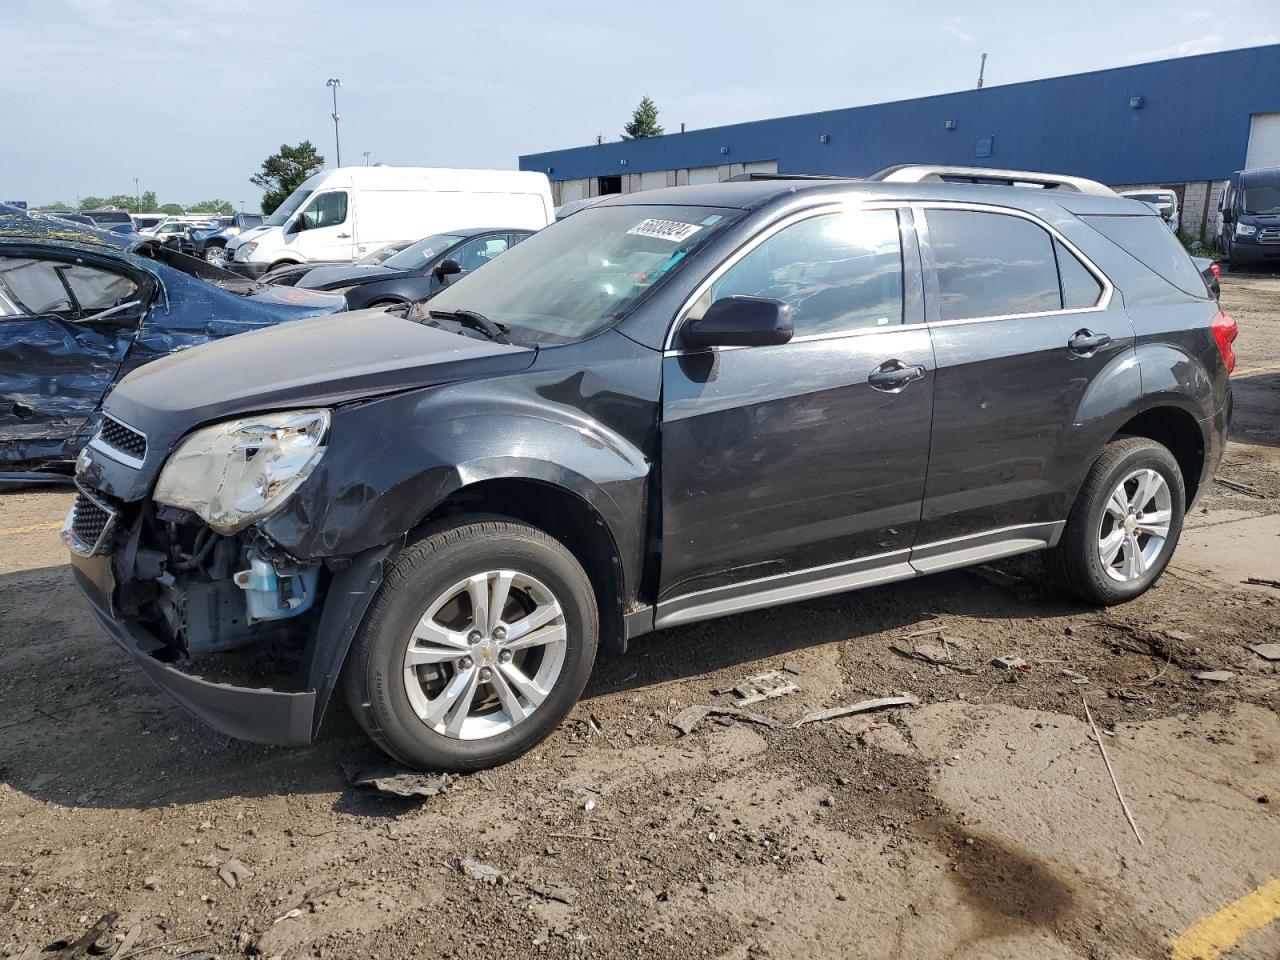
[402,570,567,740]
[1097,468,1172,583]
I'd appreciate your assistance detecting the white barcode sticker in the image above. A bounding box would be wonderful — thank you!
[626,218,703,243]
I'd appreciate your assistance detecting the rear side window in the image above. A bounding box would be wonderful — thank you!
[1082,215,1207,298]
[1055,240,1103,309]
[925,209,1060,320]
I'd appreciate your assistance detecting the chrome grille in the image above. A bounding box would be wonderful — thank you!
[96,415,147,463]
[1257,227,1280,245]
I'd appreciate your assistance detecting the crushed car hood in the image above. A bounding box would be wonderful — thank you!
[89,308,535,500]
[298,264,410,289]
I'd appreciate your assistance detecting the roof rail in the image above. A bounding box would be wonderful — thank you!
[867,164,1116,197]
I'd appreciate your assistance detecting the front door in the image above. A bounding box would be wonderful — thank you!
[658,206,935,618]
[293,190,355,262]
[0,250,150,467]
[914,204,1135,551]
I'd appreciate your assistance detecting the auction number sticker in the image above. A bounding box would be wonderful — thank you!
[626,218,703,242]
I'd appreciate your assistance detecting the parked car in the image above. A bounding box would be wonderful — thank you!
[261,241,414,286]
[1118,189,1179,232]
[44,211,97,226]
[1193,256,1221,299]
[64,165,1233,771]
[82,208,135,229]
[185,213,263,263]
[292,228,532,309]
[133,214,168,232]
[555,194,618,219]
[1219,166,1280,268]
[0,214,347,480]
[225,166,554,278]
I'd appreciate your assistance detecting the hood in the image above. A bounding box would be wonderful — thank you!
[91,308,535,500]
[298,264,409,289]
[247,283,348,309]
[228,225,271,248]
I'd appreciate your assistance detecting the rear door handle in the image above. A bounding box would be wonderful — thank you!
[868,360,927,392]
[1068,329,1111,354]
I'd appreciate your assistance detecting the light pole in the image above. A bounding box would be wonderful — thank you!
[134,177,140,212]
[326,78,342,167]
[363,151,371,166]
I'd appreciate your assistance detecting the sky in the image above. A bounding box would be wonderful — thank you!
[3,0,1276,210]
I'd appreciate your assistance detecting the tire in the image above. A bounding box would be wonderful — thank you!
[344,516,598,771]
[203,243,226,263]
[1044,437,1186,605]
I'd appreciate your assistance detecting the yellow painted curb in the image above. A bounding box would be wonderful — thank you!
[1170,877,1280,960]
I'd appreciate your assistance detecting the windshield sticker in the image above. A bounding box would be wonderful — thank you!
[699,215,724,226]
[626,218,703,243]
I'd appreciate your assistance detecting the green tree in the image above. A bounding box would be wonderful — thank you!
[250,141,325,214]
[621,96,664,140]
[158,203,186,215]
[78,196,106,211]
[188,199,234,215]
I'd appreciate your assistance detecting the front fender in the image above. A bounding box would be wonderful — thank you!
[260,381,652,594]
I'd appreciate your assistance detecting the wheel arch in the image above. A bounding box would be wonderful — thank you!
[1110,405,1205,506]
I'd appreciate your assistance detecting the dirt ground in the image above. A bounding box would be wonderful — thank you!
[2,275,1278,960]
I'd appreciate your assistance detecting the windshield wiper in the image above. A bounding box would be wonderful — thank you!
[428,309,510,344]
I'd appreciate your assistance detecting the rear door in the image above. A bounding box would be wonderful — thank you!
[913,204,1133,559]
[657,205,935,618]
[0,250,151,465]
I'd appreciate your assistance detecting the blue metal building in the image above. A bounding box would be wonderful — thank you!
[519,44,1280,235]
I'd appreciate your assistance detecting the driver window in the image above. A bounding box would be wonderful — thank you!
[300,191,349,230]
[0,256,138,321]
[452,235,510,272]
[710,209,904,336]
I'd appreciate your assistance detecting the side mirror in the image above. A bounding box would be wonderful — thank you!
[682,296,793,348]
[435,258,462,281]
[288,216,307,234]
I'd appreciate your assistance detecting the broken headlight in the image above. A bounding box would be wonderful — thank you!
[153,410,329,534]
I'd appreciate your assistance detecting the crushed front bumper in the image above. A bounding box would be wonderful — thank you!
[68,539,398,747]
[224,260,272,280]
[70,550,316,744]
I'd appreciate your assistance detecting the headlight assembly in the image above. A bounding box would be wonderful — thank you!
[1235,223,1257,238]
[153,409,329,534]
[238,241,258,258]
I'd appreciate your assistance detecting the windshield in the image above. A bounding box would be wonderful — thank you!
[264,189,313,227]
[1243,186,1280,216]
[381,234,464,271]
[428,204,741,344]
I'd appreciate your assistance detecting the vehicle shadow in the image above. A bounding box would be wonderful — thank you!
[1226,370,1280,448]
[0,556,1091,813]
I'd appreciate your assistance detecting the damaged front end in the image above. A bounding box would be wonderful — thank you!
[63,410,395,746]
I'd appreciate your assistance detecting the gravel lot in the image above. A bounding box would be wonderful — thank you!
[1,275,1278,960]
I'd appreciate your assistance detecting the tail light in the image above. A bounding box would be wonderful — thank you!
[1212,310,1238,374]
[1210,262,1220,280]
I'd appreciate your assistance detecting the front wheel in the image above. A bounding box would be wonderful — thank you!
[1044,437,1185,605]
[203,244,226,264]
[344,517,598,771]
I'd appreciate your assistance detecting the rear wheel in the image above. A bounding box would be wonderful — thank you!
[1045,437,1185,605]
[203,243,226,264]
[344,517,598,771]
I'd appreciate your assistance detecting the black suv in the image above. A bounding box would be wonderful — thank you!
[65,166,1235,771]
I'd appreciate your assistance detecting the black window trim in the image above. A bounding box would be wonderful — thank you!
[913,202,1113,327]
[665,200,923,353]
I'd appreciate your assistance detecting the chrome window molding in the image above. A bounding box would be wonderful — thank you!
[911,201,1115,327]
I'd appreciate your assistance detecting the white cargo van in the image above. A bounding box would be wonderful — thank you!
[227,167,554,278]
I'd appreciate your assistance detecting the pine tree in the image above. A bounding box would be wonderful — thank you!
[622,96,664,140]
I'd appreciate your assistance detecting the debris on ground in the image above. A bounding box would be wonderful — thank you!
[524,882,577,905]
[343,763,454,799]
[1245,576,1280,589]
[1060,669,1090,684]
[711,669,800,704]
[1214,476,1263,497]
[1082,697,1144,845]
[459,859,505,885]
[967,565,1024,588]
[1248,642,1280,661]
[890,628,978,674]
[42,911,117,959]
[1193,670,1236,682]
[669,704,785,735]
[217,859,254,889]
[991,656,1033,672]
[792,694,919,727]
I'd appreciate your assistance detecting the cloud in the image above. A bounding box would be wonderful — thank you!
[940,16,976,44]
[1129,33,1226,61]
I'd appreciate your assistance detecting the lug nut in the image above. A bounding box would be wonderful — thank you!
[499,650,513,663]
[459,657,473,670]
[492,626,507,640]
[467,630,482,645]
[479,667,492,681]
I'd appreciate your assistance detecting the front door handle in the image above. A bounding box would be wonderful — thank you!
[337,232,352,239]
[1068,329,1111,354]
[868,360,927,392]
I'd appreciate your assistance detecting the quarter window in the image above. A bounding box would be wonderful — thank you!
[1055,240,1103,309]
[710,209,904,336]
[927,209,1061,320]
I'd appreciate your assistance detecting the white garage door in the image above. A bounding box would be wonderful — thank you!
[559,180,585,203]
[744,160,779,175]
[1246,113,1280,169]
[637,170,668,192]
[687,166,721,184]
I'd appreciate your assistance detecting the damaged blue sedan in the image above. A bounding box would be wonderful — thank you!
[0,216,347,481]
